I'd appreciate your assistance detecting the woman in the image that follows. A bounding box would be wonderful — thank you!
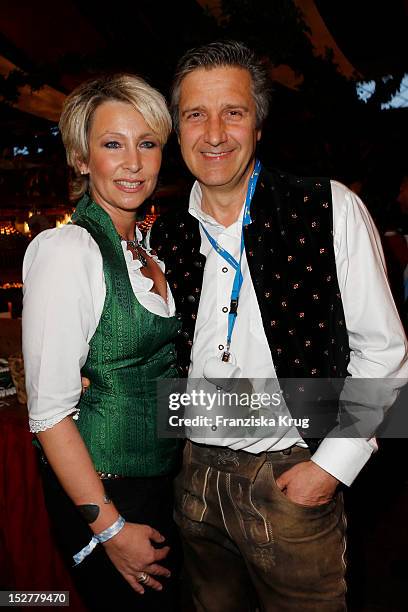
[22,74,181,611]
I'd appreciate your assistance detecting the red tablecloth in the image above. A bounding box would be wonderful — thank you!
[0,399,86,610]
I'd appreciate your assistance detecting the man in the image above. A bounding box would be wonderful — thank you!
[150,41,408,611]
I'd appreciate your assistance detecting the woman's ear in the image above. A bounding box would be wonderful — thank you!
[76,155,89,176]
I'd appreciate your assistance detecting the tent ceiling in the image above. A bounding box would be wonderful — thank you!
[0,0,407,123]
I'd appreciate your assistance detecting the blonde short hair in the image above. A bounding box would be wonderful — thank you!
[59,73,172,200]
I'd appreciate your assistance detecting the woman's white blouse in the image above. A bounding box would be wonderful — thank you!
[22,224,175,433]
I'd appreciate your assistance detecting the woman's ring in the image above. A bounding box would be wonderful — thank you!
[136,572,149,585]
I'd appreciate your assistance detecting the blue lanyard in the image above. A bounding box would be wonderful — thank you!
[200,159,261,355]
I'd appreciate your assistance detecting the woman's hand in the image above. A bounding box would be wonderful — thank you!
[103,522,171,594]
[35,418,170,594]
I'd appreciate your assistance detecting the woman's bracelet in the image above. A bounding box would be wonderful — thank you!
[73,515,125,566]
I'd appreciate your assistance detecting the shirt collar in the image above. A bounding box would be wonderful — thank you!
[188,180,245,233]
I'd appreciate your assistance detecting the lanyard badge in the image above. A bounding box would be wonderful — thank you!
[200,159,262,363]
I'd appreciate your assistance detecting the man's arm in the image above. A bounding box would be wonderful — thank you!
[276,181,408,504]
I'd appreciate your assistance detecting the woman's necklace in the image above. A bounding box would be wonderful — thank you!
[119,234,148,267]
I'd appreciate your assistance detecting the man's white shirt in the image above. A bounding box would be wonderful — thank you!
[187,179,408,485]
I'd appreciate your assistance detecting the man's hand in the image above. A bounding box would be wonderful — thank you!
[102,522,171,594]
[275,460,339,507]
[81,376,90,394]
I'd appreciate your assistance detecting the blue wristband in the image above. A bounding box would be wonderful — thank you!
[73,514,125,566]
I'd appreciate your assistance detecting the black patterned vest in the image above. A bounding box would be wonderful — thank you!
[151,167,350,444]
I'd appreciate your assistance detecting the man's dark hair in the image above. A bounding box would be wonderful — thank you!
[171,40,271,133]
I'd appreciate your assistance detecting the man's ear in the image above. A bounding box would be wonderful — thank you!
[256,128,262,142]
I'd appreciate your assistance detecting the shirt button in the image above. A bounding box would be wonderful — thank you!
[218,344,224,351]
[222,267,228,273]
[222,307,228,313]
